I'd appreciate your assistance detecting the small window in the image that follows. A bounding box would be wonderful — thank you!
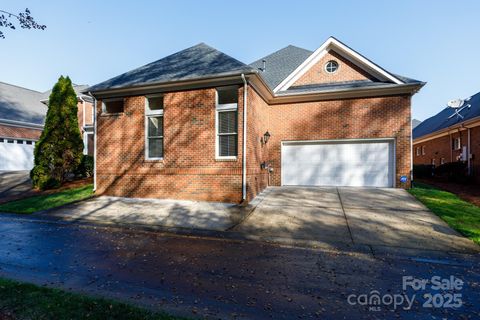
[440,158,445,165]
[103,99,124,114]
[432,158,436,166]
[145,96,164,159]
[26,140,33,145]
[16,140,24,144]
[453,137,461,150]
[421,146,426,155]
[416,147,420,156]
[7,139,14,143]
[325,60,339,74]
[0,138,4,143]
[216,87,238,158]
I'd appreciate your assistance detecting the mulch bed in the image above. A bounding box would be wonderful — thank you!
[0,177,93,205]
[416,178,480,207]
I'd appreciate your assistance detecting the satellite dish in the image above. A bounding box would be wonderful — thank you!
[447,99,464,109]
[447,98,471,119]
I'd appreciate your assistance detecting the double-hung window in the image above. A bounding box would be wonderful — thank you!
[216,87,238,159]
[145,95,164,159]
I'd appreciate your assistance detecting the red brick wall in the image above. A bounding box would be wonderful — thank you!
[96,85,413,202]
[293,50,375,86]
[413,126,480,181]
[0,124,42,140]
[469,127,480,179]
[246,86,269,201]
[96,87,244,203]
[264,95,412,188]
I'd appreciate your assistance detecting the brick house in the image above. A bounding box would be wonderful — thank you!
[0,82,94,170]
[413,91,480,178]
[87,37,424,203]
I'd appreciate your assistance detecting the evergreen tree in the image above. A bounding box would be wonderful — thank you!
[31,76,83,189]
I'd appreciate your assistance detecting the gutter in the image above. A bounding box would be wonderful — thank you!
[413,115,480,144]
[0,118,44,130]
[88,92,98,192]
[241,74,248,201]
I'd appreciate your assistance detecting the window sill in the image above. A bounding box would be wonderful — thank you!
[215,157,238,162]
[144,158,164,162]
[100,112,124,117]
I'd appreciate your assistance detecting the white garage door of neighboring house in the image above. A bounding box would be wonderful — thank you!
[0,139,35,171]
[281,139,394,187]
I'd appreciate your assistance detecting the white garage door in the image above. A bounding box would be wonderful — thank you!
[0,139,35,171]
[281,140,394,187]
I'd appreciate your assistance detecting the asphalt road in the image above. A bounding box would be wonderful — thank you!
[0,215,478,319]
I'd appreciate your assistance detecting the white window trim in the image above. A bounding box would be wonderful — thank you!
[324,60,339,74]
[416,147,420,156]
[422,145,426,155]
[145,95,164,160]
[453,137,461,150]
[215,87,238,160]
[102,98,125,115]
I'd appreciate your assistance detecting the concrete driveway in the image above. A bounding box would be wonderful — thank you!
[0,170,33,203]
[235,186,479,253]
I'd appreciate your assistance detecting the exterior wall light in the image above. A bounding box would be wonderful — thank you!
[263,131,271,144]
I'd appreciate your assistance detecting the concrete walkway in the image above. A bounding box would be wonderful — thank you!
[38,196,250,231]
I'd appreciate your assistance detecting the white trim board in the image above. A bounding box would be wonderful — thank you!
[274,37,404,93]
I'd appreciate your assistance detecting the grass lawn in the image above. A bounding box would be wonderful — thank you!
[409,182,480,245]
[0,277,185,320]
[0,184,93,214]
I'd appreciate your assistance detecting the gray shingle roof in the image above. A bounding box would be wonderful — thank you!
[413,91,480,139]
[0,81,47,125]
[87,43,257,92]
[249,45,313,91]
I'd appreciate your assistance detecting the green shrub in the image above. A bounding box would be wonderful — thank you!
[75,155,94,177]
[434,161,470,182]
[413,164,434,179]
[31,76,84,190]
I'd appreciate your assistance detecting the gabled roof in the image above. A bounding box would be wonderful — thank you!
[413,91,480,140]
[87,39,424,99]
[0,81,47,125]
[249,45,313,91]
[273,37,415,93]
[87,43,257,92]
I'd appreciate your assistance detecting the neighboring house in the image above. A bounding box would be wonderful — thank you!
[0,82,94,171]
[0,82,46,170]
[413,91,480,177]
[87,37,424,203]
[412,119,421,129]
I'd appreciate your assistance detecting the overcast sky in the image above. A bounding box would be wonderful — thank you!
[1,0,479,121]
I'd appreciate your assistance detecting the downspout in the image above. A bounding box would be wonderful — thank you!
[468,128,471,175]
[241,74,248,201]
[89,92,97,192]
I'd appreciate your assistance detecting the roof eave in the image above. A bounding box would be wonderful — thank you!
[413,114,480,143]
[84,70,258,97]
[269,82,424,104]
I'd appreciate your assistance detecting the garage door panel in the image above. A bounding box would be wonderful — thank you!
[282,140,394,187]
[0,142,35,171]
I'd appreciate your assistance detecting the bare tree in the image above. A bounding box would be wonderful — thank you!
[0,8,46,38]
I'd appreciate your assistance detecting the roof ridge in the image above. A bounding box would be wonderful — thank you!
[0,81,43,94]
